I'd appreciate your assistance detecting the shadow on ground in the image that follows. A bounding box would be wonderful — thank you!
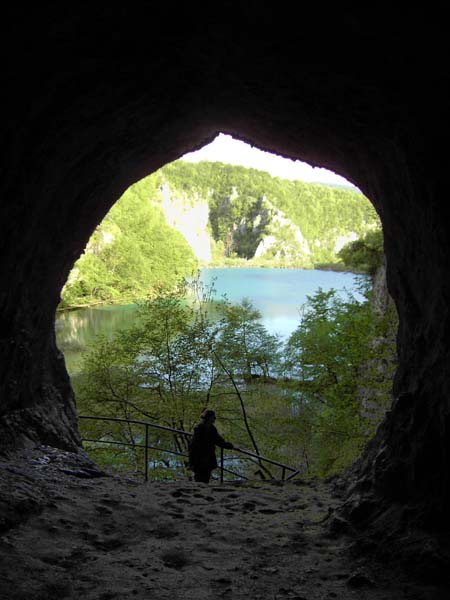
[0,446,448,599]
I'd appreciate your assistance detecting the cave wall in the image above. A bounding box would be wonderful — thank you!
[1,5,449,525]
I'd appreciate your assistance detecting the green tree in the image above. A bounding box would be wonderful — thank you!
[75,281,216,477]
[215,298,281,382]
[75,278,396,480]
[61,184,197,308]
[337,228,384,276]
[283,286,396,476]
[75,281,283,478]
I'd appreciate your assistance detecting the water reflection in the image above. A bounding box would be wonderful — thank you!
[55,304,138,374]
[56,268,365,376]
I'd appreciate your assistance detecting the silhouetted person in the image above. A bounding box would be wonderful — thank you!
[188,409,233,483]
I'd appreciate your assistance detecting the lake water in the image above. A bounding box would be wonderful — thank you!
[55,267,365,375]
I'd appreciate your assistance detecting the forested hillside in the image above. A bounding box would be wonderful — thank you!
[61,160,380,307]
[156,161,380,266]
[60,179,198,308]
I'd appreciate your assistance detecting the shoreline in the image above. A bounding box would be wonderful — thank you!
[58,264,363,312]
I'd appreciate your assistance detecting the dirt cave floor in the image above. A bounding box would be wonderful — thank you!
[0,445,448,600]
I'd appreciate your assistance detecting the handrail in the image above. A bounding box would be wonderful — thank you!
[232,446,297,471]
[80,437,248,481]
[78,415,300,483]
[79,415,193,438]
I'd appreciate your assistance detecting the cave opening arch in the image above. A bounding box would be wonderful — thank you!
[59,145,385,482]
[0,116,428,517]
[1,6,449,547]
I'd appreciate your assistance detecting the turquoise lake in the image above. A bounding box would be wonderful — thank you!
[55,267,365,375]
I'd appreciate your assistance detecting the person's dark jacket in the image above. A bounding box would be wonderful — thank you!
[188,422,233,471]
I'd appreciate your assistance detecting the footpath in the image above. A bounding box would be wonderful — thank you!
[0,445,446,599]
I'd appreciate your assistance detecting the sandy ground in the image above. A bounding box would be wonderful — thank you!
[0,445,448,600]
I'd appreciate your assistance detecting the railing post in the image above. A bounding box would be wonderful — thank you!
[220,447,224,484]
[144,424,149,482]
[282,466,286,481]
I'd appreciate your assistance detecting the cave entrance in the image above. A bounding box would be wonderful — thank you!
[55,134,396,483]
[1,5,448,544]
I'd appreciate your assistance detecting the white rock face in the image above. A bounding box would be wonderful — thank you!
[254,235,277,258]
[254,209,310,261]
[160,184,212,263]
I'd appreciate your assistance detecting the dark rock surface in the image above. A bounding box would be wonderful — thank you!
[1,446,448,599]
[0,3,450,576]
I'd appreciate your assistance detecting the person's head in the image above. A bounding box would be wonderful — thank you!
[200,409,216,424]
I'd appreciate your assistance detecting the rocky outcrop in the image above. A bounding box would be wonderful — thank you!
[357,258,398,425]
[371,257,394,318]
[159,184,213,263]
[254,204,312,264]
[156,176,374,265]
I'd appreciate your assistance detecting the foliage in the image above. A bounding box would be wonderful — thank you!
[60,184,198,308]
[283,285,397,476]
[76,281,213,432]
[157,160,380,265]
[63,160,391,479]
[76,275,397,480]
[214,298,281,381]
[337,228,384,276]
[75,278,266,477]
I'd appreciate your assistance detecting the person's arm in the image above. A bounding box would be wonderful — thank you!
[212,426,234,449]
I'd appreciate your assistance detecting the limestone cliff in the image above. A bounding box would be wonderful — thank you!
[253,201,312,265]
[159,183,213,263]
[153,164,379,267]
